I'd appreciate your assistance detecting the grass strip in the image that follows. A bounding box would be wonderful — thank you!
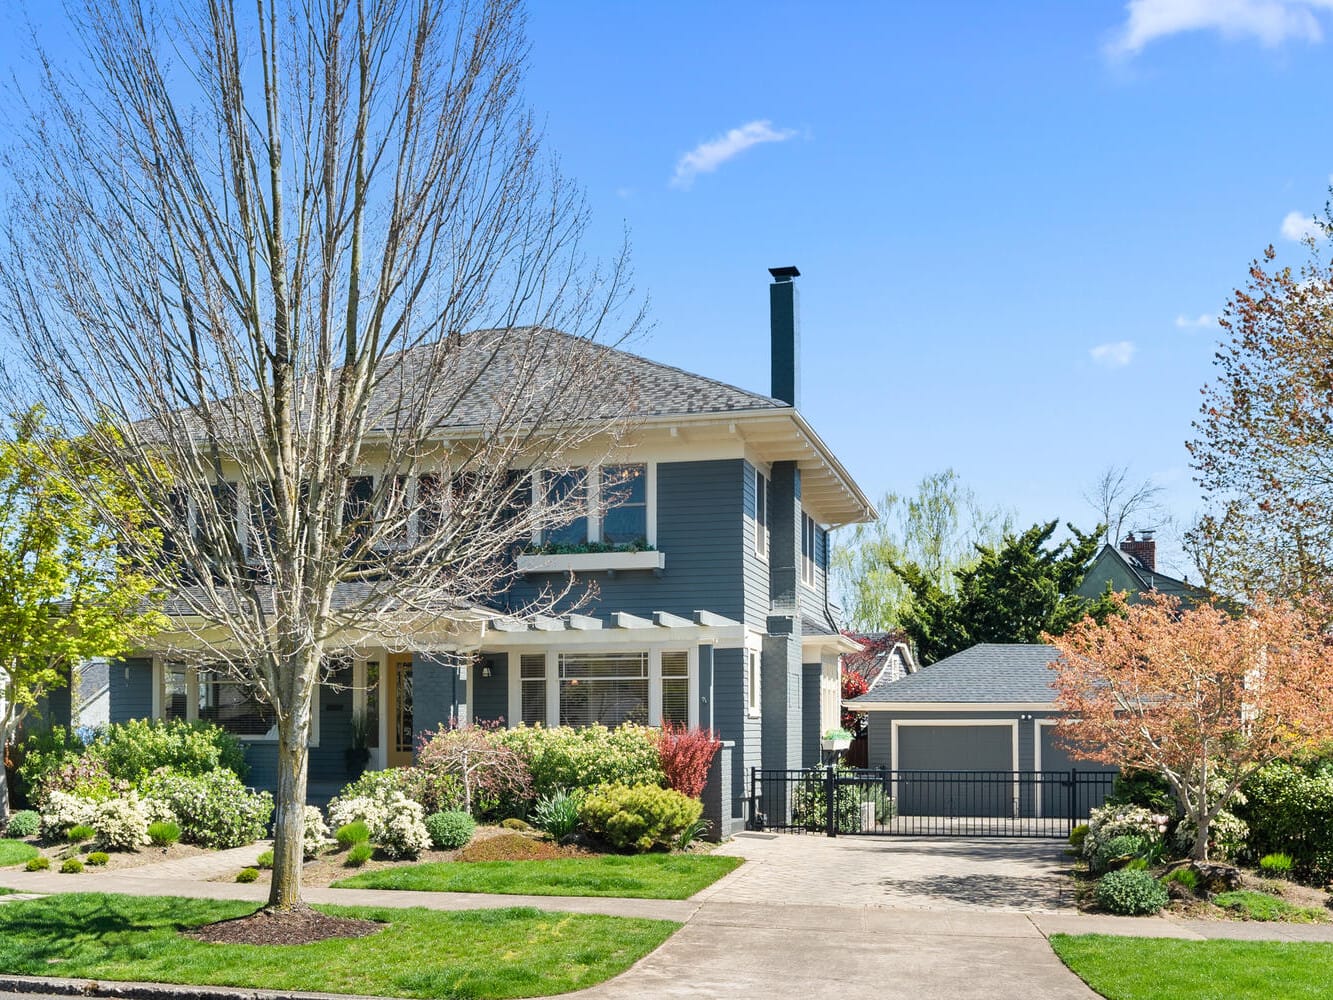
[0,840,38,867]
[1213,890,1329,923]
[332,853,742,899]
[1051,934,1333,1000]
[0,893,678,1000]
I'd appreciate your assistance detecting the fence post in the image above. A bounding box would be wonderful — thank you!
[749,767,758,831]
[1068,768,1078,834]
[825,764,837,838]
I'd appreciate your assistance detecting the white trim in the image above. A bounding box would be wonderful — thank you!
[746,648,761,718]
[151,657,163,720]
[587,466,602,544]
[754,468,769,561]
[687,645,699,729]
[850,701,1057,712]
[890,718,1020,816]
[645,462,658,548]
[544,650,560,726]
[1033,717,1061,819]
[648,647,662,724]
[516,551,665,574]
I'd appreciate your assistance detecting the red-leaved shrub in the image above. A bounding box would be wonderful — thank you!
[841,670,870,731]
[657,723,720,799]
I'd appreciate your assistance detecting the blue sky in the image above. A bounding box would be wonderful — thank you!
[515,1,1333,575]
[5,1,1333,576]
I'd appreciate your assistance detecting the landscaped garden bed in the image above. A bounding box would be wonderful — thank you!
[0,893,679,999]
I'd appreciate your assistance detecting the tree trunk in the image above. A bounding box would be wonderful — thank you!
[267,702,312,910]
[0,755,11,828]
[1191,812,1210,862]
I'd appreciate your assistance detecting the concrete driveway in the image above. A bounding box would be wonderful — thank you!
[559,833,1097,1000]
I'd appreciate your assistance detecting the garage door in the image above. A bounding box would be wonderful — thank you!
[1039,726,1116,819]
[896,724,1013,817]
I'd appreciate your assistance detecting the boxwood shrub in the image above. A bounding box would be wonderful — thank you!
[425,810,475,850]
[4,811,39,839]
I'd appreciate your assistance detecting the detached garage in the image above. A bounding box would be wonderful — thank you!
[846,643,1116,824]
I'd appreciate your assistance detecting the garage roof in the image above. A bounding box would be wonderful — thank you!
[847,643,1060,708]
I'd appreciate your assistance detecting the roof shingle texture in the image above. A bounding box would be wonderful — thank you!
[851,643,1060,705]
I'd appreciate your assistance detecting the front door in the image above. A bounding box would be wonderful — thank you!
[387,656,414,767]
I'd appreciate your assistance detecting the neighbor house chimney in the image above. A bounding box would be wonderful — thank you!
[1120,530,1156,572]
[769,266,801,407]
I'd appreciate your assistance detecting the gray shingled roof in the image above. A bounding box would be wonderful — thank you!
[850,643,1060,705]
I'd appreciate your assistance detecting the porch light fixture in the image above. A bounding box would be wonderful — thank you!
[481,663,492,679]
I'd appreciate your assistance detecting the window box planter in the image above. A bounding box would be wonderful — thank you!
[516,550,666,574]
[820,737,851,752]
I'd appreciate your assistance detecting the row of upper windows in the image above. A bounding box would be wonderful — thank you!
[752,468,824,585]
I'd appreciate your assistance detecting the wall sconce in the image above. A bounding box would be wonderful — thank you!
[481,663,492,679]
[1019,713,1033,721]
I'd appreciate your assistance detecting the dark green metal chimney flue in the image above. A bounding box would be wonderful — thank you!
[768,266,800,408]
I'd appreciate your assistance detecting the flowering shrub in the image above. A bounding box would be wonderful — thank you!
[656,724,720,799]
[141,797,177,826]
[1082,804,1168,862]
[92,718,248,783]
[416,724,532,817]
[138,769,273,848]
[303,805,331,858]
[92,794,149,849]
[326,791,429,858]
[40,790,97,839]
[841,670,870,731]
[1172,810,1249,862]
[578,783,702,852]
[494,724,663,800]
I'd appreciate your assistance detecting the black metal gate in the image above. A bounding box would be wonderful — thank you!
[748,766,1115,839]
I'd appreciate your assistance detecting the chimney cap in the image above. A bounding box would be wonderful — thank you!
[768,265,800,281]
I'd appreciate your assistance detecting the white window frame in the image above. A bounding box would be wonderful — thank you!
[754,469,768,560]
[502,644,696,728]
[153,659,320,746]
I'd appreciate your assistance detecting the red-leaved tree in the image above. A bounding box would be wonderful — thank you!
[841,670,870,731]
[657,724,721,799]
[1047,592,1333,860]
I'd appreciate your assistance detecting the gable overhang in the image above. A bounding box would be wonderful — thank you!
[803,632,862,656]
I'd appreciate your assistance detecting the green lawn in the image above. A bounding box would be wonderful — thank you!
[1213,890,1328,923]
[0,894,678,1000]
[1051,935,1333,1000]
[0,839,38,867]
[332,853,742,899]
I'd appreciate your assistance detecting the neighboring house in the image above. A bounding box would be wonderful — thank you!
[78,267,872,830]
[1076,531,1210,607]
[845,643,1115,818]
[841,631,916,687]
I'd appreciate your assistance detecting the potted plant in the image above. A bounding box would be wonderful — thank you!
[821,727,853,752]
[344,711,372,775]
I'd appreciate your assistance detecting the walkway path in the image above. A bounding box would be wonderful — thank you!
[1,833,1332,999]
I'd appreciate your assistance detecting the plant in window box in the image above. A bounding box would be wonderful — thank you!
[345,712,372,776]
[821,728,854,752]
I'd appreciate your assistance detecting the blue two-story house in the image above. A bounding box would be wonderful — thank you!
[75,267,874,831]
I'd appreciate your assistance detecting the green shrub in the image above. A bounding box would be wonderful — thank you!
[493,724,664,801]
[24,856,50,871]
[578,784,702,852]
[4,811,39,838]
[66,824,95,844]
[1123,857,1150,871]
[345,842,373,867]
[60,858,84,874]
[425,811,475,850]
[1083,804,1167,864]
[1163,866,1200,892]
[500,817,532,831]
[85,852,109,866]
[1096,869,1169,915]
[1091,833,1151,874]
[256,849,274,869]
[13,726,85,803]
[147,820,180,847]
[138,770,272,848]
[790,767,866,833]
[1260,852,1295,876]
[1239,759,1333,882]
[335,821,370,849]
[89,719,248,783]
[235,867,259,883]
[531,790,582,841]
[1107,768,1177,816]
[1069,824,1090,851]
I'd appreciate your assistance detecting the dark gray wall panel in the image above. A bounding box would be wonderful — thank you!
[472,652,508,724]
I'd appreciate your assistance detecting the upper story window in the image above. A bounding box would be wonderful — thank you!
[801,511,817,586]
[601,464,647,546]
[543,469,589,546]
[754,469,768,560]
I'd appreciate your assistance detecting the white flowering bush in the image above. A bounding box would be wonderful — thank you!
[40,791,96,839]
[138,769,272,848]
[93,794,150,849]
[303,805,331,858]
[326,790,428,858]
[378,792,430,859]
[1083,804,1169,862]
[141,797,177,826]
[1172,809,1250,861]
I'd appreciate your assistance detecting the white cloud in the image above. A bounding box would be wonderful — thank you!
[670,120,797,190]
[1174,312,1216,328]
[1108,0,1333,57]
[1281,210,1323,241]
[1090,340,1137,368]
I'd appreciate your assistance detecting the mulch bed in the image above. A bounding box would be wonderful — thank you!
[189,906,383,945]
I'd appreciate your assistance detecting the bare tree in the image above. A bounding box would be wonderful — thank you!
[1082,465,1165,546]
[0,0,642,911]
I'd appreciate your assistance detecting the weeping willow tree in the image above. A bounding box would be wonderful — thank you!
[0,0,642,910]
